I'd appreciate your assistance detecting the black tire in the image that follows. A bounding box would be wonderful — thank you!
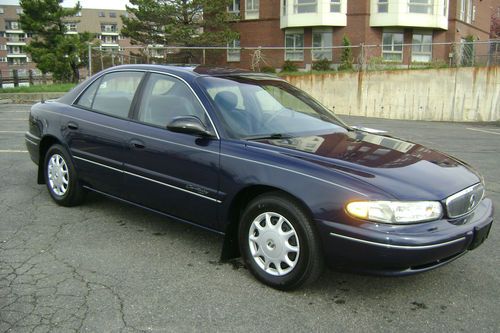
[238,192,324,290]
[44,144,85,207]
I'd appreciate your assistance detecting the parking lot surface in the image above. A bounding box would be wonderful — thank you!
[0,103,499,332]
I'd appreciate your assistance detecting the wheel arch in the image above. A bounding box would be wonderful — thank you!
[220,184,314,261]
[37,135,62,184]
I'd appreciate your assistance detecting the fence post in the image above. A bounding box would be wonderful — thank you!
[0,72,3,89]
[88,43,92,78]
[28,69,34,86]
[202,48,206,65]
[13,69,19,87]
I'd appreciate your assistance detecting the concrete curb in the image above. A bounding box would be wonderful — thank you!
[0,92,65,104]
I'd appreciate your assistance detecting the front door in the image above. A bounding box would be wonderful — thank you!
[123,73,221,229]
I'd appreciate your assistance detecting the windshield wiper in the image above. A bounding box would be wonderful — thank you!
[244,133,294,141]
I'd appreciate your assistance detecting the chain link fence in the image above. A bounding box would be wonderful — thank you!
[1,40,498,87]
[84,40,499,77]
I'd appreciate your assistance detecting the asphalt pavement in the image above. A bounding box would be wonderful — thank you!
[0,104,499,332]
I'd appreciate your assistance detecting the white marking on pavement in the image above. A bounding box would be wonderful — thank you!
[0,150,28,153]
[0,131,25,133]
[0,110,29,113]
[0,118,28,121]
[466,128,500,136]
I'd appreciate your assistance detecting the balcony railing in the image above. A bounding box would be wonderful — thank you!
[101,27,118,33]
[6,37,26,43]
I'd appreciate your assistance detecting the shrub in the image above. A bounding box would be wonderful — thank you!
[339,35,354,70]
[312,58,332,71]
[261,66,276,73]
[282,60,299,72]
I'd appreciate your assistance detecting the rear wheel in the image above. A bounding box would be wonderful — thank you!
[44,144,85,206]
[239,192,324,290]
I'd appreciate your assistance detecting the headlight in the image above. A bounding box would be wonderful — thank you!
[346,201,443,224]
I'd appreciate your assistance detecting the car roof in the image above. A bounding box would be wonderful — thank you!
[99,64,281,81]
[57,64,282,105]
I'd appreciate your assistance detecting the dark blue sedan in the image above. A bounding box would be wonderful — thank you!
[25,65,494,290]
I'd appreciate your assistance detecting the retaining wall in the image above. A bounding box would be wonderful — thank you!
[283,66,500,122]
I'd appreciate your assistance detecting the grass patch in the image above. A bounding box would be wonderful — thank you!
[0,83,76,94]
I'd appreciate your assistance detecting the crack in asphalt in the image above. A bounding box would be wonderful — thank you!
[0,186,139,333]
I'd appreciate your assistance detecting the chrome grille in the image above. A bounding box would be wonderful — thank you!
[445,183,484,218]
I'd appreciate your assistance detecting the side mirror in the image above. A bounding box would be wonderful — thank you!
[167,116,215,137]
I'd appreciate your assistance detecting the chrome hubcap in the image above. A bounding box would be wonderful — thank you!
[48,154,69,196]
[248,212,300,276]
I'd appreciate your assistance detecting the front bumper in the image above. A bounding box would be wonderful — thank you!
[318,198,494,275]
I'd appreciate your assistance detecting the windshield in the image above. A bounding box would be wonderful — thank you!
[197,76,348,139]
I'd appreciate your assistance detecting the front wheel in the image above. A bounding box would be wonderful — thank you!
[44,144,85,206]
[239,193,324,290]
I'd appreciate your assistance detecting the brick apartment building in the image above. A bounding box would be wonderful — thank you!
[0,1,497,78]
[0,4,131,78]
[219,0,497,69]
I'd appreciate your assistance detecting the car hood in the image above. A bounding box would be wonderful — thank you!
[250,130,481,201]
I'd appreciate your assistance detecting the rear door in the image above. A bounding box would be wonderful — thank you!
[65,71,145,196]
[123,73,221,229]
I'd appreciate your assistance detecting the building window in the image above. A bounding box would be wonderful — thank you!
[0,57,6,62]
[227,39,241,62]
[228,0,240,14]
[65,23,78,32]
[0,8,4,14]
[312,29,333,61]
[0,45,6,51]
[99,11,105,17]
[8,21,20,30]
[459,0,466,20]
[412,32,433,62]
[294,0,317,14]
[8,46,23,54]
[378,0,388,13]
[443,0,447,16]
[283,0,287,16]
[382,31,404,62]
[409,0,433,14]
[109,12,117,18]
[285,30,304,61]
[16,8,23,14]
[245,0,259,19]
[466,0,473,23]
[330,0,341,13]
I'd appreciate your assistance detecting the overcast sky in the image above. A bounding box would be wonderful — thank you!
[1,0,130,10]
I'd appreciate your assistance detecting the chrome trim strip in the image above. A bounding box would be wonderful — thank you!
[329,232,466,250]
[73,155,222,203]
[70,68,220,139]
[24,137,38,146]
[445,183,482,205]
[122,170,221,203]
[220,153,368,197]
[73,155,122,173]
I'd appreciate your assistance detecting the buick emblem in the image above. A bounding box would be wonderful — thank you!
[468,194,476,210]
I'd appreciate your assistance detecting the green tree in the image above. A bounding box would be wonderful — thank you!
[19,0,93,82]
[121,0,238,62]
[339,35,354,71]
